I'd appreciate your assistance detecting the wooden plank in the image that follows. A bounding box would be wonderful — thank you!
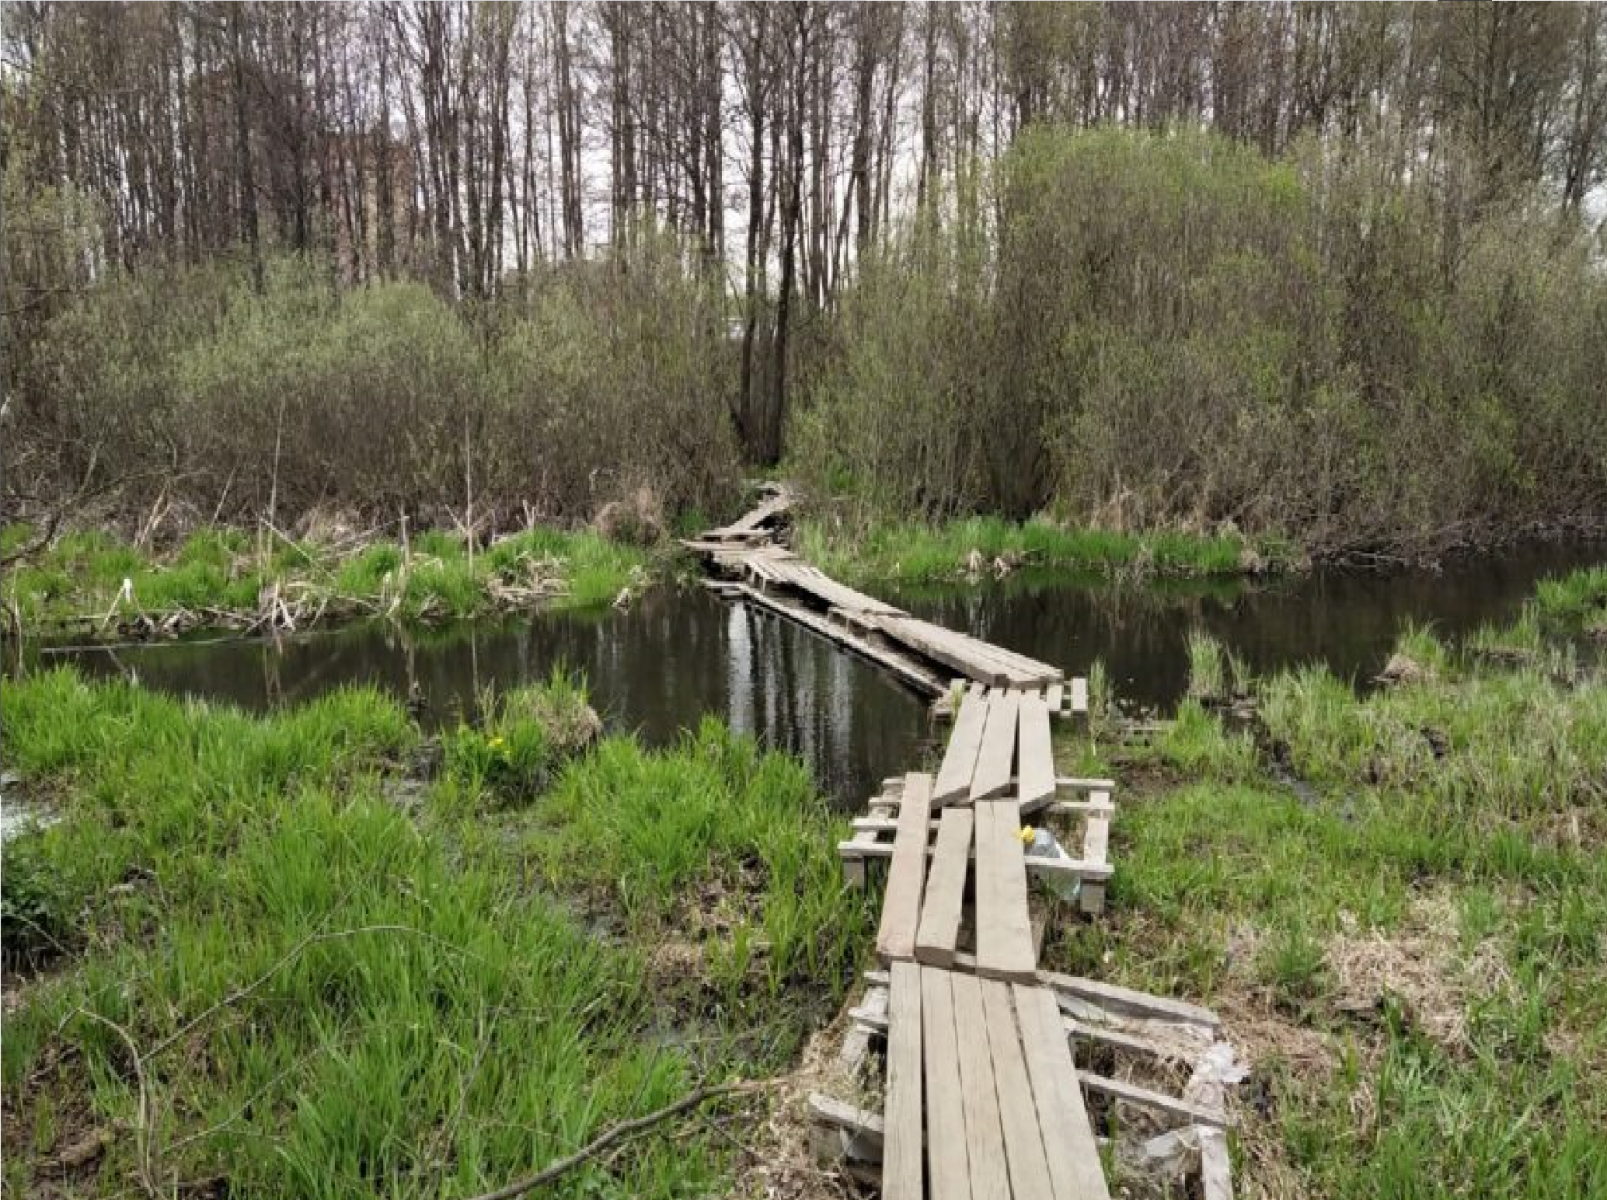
[915,808,973,967]
[951,972,1011,1200]
[922,968,973,1200]
[1041,969,1221,1029]
[1017,692,1057,814]
[876,774,934,962]
[1082,816,1110,866]
[1044,682,1064,716]
[1070,677,1089,714]
[1013,984,1113,1200]
[923,957,1221,1029]
[979,980,1055,1199]
[732,584,945,695]
[1076,1070,1231,1129]
[838,837,1112,883]
[882,961,924,1200]
[809,1091,885,1148]
[1056,776,1117,791]
[853,804,1110,833]
[1199,1127,1234,1200]
[934,685,989,804]
[1045,800,1116,819]
[1079,813,1110,915]
[973,799,1037,982]
[842,828,879,888]
[971,691,1020,802]
[870,615,1013,686]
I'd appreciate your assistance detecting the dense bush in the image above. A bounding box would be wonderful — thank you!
[5,240,739,533]
[797,127,1607,556]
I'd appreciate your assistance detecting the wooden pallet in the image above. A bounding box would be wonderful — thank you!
[838,776,1117,916]
[813,962,1238,1200]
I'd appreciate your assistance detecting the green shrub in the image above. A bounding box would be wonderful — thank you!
[0,832,75,967]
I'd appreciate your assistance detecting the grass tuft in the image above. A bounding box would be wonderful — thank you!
[2,524,655,637]
[0,668,858,1197]
[797,513,1274,586]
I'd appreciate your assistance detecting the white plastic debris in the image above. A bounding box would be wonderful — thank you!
[1025,827,1080,903]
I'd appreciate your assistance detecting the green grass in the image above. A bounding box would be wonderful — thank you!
[0,667,863,1197]
[1,525,655,637]
[1534,565,1607,636]
[796,513,1274,586]
[1049,592,1607,1198]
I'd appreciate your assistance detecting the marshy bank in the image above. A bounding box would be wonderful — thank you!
[1046,584,1607,1198]
[1,522,659,643]
[0,668,866,1197]
[19,538,1599,806]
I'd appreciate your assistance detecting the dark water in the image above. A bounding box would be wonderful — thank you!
[888,539,1607,714]
[35,540,1604,807]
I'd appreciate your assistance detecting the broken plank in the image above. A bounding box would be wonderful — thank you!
[971,691,1020,801]
[922,968,972,1200]
[876,773,934,962]
[882,961,924,1200]
[1044,682,1064,716]
[915,808,973,967]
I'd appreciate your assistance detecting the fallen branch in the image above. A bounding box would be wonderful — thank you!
[463,1080,771,1200]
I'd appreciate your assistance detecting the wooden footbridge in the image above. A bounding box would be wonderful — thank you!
[690,491,1237,1200]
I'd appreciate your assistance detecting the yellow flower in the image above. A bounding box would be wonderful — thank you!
[1017,825,1036,845]
[489,735,505,748]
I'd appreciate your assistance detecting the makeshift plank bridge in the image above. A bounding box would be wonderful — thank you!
[690,491,1238,1199]
[687,486,1087,704]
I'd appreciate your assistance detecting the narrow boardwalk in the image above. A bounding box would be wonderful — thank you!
[687,487,1079,701]
[692,492,1236,1199]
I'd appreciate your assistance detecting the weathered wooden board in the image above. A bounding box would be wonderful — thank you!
[971,691,1020,802]
[882,961,924,1200]
[1017,691,1057,814]
[1079,810,1111,915]
[973,798,1037,982]
[980,979,1055,1199]
[915,807,973,967]
[1076,1070,1231,1129]
[732,584,945,695]
[1070,677,1089,714]
[934,685,989,804]
[1013,984,1113,1200]
[951,972,1011,1200]
[1044,682,1064,717]
[922,967,973,1200]
[876,773,935,962]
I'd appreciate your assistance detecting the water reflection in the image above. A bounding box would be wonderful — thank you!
[892,540,1605,711]
[48,588,933,809]
[33,539,1604,806]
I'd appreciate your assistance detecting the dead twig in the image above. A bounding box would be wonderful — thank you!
[74,1008,159,1197]
[462,1080,773,1200]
